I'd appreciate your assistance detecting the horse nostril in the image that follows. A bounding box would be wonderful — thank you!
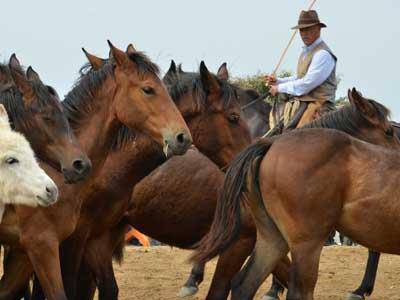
[46,186,54,198]
[72,159,86,173]
[176,133,186,144]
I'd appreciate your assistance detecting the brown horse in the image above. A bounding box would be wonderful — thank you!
[0,55,91,300]
[170,61,271,141]
[0,42,191,300]
[0,55,91,183]
[46,59,251,300]
[78,90,399,300]
[192,89,400,300]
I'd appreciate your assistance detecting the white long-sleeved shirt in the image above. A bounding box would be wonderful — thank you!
[277,38,335,96]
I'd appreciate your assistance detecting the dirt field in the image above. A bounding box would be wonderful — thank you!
[113,245,400,300]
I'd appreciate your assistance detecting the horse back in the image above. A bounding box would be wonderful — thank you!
[257,128,353,240]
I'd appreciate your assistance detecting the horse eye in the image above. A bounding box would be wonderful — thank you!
[5,157,19,165]
[42,115,54,123]
[142,87,155,95]
[228,114,240,124]
[385,127,394,137]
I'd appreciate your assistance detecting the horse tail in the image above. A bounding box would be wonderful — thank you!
[190,137,274,264]
[112,222,129,265]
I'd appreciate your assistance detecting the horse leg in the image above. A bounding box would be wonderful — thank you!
[60,231,90,300]
[347,250,381,300]
[77,231,120,300]
[0,247,33,300]
[75,259,96,300]
[205,234,255,300]
[31,274,45,300]
[286,240,324,300]
[262,275,285,300]
[21,235,67,300]
[177,262,205,297]
[230,231,288,300]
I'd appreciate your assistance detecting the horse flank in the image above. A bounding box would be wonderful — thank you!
[191,96,392,264]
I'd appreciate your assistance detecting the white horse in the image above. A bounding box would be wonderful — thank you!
[0,104,58,220]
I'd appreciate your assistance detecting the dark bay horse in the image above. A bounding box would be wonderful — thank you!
[0,42,191,300]
[54,59,252,300]
[174,61,271,141]
[0,55,91,300]
[192,89,400,300]
[0,55,91,183]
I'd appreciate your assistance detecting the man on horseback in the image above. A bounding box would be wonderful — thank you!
[266,10,337,129]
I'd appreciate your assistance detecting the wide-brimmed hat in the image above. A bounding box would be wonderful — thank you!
[291,10,327,30]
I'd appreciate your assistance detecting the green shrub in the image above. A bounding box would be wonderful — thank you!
[232,71,292,104]
[232,71,346,106]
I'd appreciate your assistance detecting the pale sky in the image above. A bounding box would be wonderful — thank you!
[2,1,399,118]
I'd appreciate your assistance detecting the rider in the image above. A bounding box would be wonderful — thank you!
[266,10,337,129]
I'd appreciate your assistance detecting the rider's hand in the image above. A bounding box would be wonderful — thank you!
[264,74,277,85]
[269,85,279,96]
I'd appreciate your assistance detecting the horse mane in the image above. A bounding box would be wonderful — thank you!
[303,99,390,135]
[62,63,114,129]
[111,124,137,150]
[165,71,236,114]
[63,51,160,130]
[0,62,59,130]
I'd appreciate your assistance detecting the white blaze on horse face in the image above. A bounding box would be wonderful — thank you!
[0,108,58,211]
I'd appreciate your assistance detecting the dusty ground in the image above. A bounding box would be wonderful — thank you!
[113,245,400,300]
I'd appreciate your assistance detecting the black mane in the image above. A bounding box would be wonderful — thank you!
[304,99,390,135]
[0,62,59,130]
[165,71,236,114]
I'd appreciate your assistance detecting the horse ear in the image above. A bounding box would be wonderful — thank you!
[126,44,136,55]
[108,49,114,61]
[178,64,184,73]
[9,54,21,71]
[199,61,220,95]
[107,40,128,67]
[9,67,35,105]
[168,60,177,74]
[164,60,177,80]
[0,104,10,130]
[217,62,229,81]
[348,87,375,117]
[82,48,104,70]
[26,66,41,82]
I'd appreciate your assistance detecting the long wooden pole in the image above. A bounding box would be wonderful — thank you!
[264,0,319,138]
[271,0,318,76]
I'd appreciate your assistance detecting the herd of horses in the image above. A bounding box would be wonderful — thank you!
[0,41,397,300]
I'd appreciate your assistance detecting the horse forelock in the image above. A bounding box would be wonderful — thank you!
[127,51,160,77]
[165,71,237,115]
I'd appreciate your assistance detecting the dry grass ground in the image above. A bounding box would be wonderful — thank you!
[113,245,400,300]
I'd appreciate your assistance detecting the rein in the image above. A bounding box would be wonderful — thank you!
[240,92,269,111]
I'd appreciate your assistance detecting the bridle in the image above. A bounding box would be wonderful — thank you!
[240,92,268,111]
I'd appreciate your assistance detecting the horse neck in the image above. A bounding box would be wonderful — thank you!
[117,133,164,180]
[305,108,365,140]
[80,133,164,218]
[69,77,122,176]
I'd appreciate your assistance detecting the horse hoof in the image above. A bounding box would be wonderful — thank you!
[177,286,199,298]
[262,295,280,300]
[346,293,365,300]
